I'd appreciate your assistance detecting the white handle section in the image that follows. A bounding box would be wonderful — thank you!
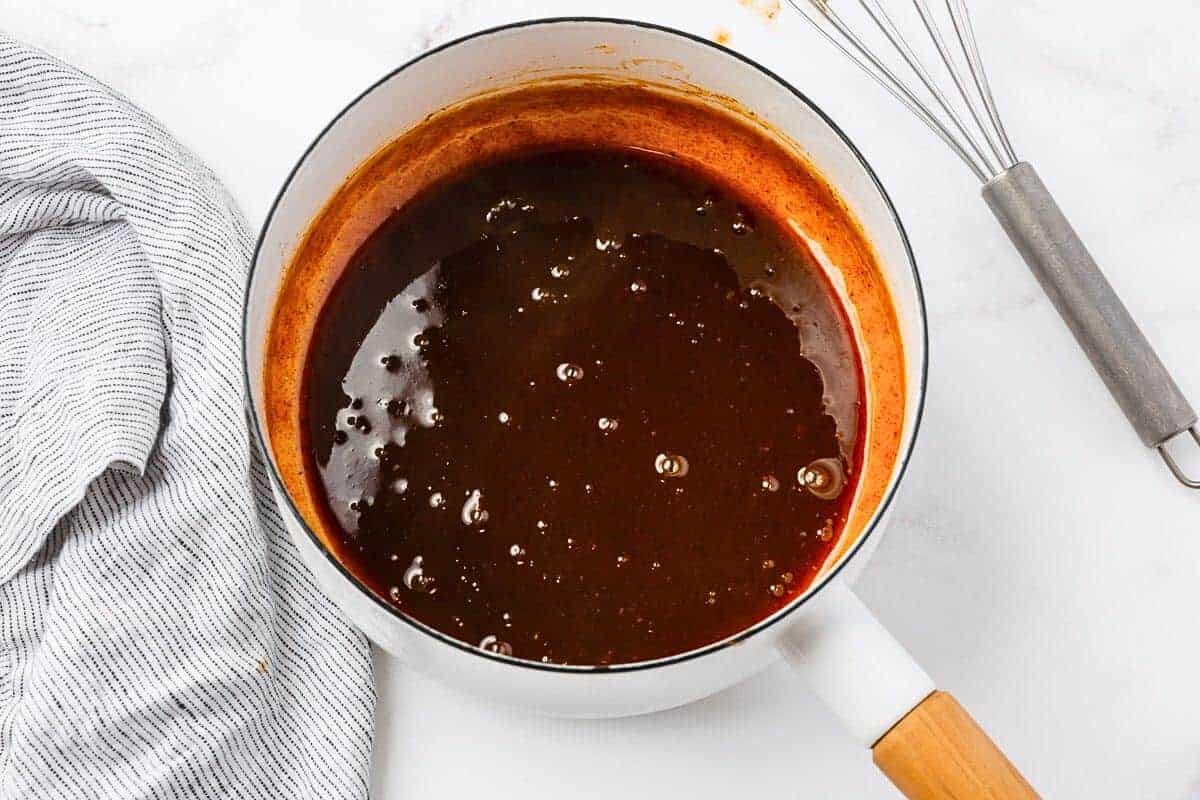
[778,581,935,747]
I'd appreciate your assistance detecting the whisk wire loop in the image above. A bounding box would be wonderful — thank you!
[788,0,1018,182]
[910,0,1007,169]
[856,0,1001,176]
[785,0,990,181]
[945,0,1018,165]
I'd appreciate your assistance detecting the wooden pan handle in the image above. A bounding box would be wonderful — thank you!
[872,691,1040,799]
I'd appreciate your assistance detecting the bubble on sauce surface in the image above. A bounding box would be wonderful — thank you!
[485,196,535,225]
[402,556,435,594]
[461,490,489,527]
[556,362,584,384]
[731,208,754,235]
[654,452,689,478]
[598,416,619,433]
[797,457,846,500]
[429,492,445,509]
[479,635,513,656]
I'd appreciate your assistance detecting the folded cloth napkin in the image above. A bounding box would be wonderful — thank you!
[0,35,374,799]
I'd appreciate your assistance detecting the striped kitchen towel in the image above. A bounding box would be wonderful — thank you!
[0,34,374,799]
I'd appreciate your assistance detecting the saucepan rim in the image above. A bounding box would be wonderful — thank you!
[242,15,928,675]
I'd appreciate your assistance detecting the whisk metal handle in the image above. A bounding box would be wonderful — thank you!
[983,163,1199,476]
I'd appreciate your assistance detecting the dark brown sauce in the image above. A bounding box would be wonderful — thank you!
[302,147,864,665]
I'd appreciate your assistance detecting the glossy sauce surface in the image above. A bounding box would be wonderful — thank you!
[303,148,863,665]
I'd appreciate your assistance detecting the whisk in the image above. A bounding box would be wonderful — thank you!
[787,0,1200,487]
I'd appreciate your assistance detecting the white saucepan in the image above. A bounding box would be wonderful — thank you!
[243,18,1038,798]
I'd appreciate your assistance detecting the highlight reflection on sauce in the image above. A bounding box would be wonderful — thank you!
[302,148,864,665]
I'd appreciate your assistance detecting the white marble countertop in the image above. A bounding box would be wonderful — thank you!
[10,0,1199,796]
